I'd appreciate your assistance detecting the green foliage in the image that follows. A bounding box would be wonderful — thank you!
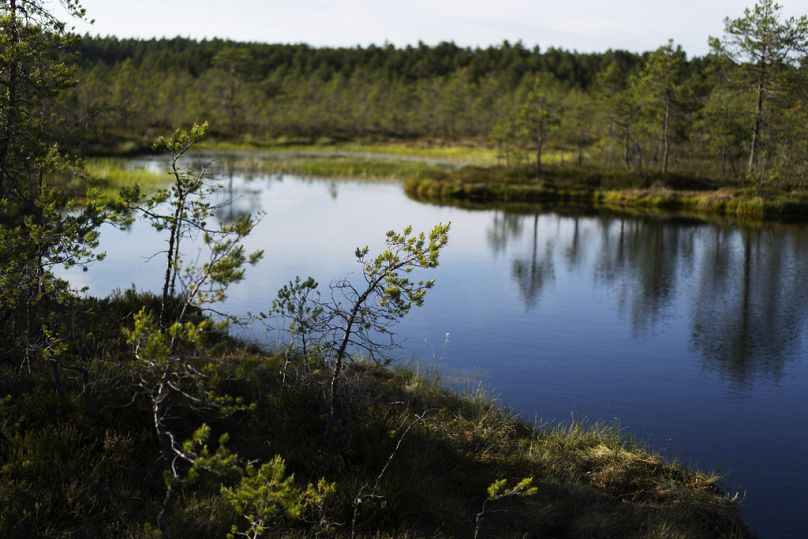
[711,0,808,181]
[120,122,262,537]
[631,40,687,173]
[268,276,323,356]
[362,223,450,312]
[60,3,808,190]
[485,476,538,499]
[0,1,124,387]
[182,424,240,483]
[222,455,335,538]
[711,0,808,66]
[266,224,450,366]
[474,476,539,538]
[127,122,263,321]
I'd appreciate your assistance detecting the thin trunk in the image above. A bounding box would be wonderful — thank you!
[535,124,544,175]
[622,126,630,169]
[169,224,181,298]
[325,265,405,446]
[158,479,178,539]
[160,219,179,326]
[325,293,367,446]
[160,166,184,327]
[662,96,670,175]
[748,61,766,177]
[153,381,177,539]
[51,360,65,397]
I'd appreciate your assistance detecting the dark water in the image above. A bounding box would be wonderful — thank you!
[65,160,808,537]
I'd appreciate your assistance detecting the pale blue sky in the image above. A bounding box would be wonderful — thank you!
[69,1,808,55]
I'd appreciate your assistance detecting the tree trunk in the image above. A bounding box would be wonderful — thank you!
[160,219,178,327]
[662,96,670,175]
[535,126,544,176]
[158,479,178,539]
[622,126,630,169]
[153,382,177,539]
[325,295,365,447]
[748,62,766,177]
[160,166,185,327]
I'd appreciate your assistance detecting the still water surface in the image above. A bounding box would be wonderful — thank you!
[66,158,808,538]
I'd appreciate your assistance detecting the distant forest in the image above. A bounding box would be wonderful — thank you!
[67,25,808,184]
[70,37,641,139]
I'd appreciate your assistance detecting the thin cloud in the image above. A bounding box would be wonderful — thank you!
[72,0,808,55]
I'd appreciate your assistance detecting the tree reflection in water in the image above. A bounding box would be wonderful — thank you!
[491,209,808,386]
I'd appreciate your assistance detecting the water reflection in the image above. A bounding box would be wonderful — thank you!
[511,214,555,308]
[691,227,808,386]
[486,211,523,256]
[598,218,695,335]
[497,211,808,386]
[213,172,263,224]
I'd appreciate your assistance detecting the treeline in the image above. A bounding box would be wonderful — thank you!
[68,37,638,140]
[67,2,808,188]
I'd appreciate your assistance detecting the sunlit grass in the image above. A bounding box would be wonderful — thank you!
[83,158,170,199]
[219,155,447,181]
[196,139,501,166]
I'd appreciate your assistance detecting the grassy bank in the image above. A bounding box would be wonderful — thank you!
[404,165,808,220]
[50,158,170,202]
[198,143,808,221]
[198,139,501,166]
[0,292,749,538]
[81,147,808,221]
[211,153,447,181]
[82,133,502,166]
[83,158,169,198]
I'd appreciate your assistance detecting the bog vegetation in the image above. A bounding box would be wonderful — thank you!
[68,1,808,190]
[0,0,772,537]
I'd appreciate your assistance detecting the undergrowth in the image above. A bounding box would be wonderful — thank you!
[0,293,751,538]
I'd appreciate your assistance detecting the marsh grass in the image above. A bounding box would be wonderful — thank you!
[57,157,170,201]
[76,149,805,222]
[0,292,750,538]
[196,140,501,166]
[217,155,445,181]
[405,164,808,220]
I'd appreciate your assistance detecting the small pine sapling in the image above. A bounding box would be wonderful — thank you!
[474,477,538,539]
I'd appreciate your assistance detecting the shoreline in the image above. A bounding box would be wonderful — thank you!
[81,143,808,223]
[0,291,753,537]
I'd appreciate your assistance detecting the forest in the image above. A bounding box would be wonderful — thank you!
[66,7,808,189]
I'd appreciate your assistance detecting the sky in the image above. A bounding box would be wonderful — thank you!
[68,0,808,55]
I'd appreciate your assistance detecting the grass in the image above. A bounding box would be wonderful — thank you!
[0,291,751,538]
[53,157,172,203]
[197,139,501,166]
[79,147,808,222]
[403,164,808,221]
[213,154,447,181]
[84,158,170,196]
